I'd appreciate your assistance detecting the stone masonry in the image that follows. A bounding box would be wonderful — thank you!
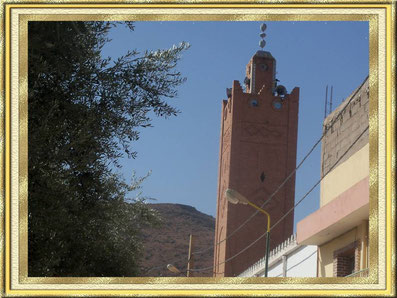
[321,77,369,177]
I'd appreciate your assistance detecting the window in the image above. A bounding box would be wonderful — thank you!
[333,241,361,277]
[260,63,268,71]
[272,101,282,110]
[250,99,258,107]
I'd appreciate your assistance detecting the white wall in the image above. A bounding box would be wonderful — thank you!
[239,235,317,277]
[283,245,317,277]
[268,260,283,277]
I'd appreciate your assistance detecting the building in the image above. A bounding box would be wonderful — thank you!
[238,235,317,278]
[297,76,369,277]
[213,29,300,277]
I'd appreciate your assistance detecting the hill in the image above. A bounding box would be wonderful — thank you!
[139,203,215,277]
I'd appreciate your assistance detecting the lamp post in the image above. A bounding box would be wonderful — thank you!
[225,188,271,277]
[167,233,195,277]
[167,264,182,275]
[187,234,194,277]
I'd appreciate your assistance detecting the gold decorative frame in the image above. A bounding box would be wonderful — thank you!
[1,1,395,297]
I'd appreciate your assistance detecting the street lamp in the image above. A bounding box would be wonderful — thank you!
[167,264,182,274]
[225,188,271,277]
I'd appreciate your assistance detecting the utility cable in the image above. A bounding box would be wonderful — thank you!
[191,125,369,273]
[157,77,368,274]
[271,250,317,277]
[192,75,368,256]
[270,125,368,233]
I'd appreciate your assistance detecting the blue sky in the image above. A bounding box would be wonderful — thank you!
[102,21,368,230]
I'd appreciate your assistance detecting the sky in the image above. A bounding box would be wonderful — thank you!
[101,21,369,231]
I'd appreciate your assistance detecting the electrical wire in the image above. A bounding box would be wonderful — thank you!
[271,250,317,277]
[152,77,369,275]
[270,125,368,234]
[160,123,368,276]
[192,75,369,256]
[145,246,209,276]
[191,125,369,273]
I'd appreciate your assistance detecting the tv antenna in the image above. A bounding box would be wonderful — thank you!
[324,85,328,119]
[324,85,334,119]
[329,85,333,113]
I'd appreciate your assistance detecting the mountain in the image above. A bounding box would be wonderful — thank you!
[139,203,215,277]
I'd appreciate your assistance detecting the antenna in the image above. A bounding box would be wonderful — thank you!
[330,86,333,113]
[259,23,267,49]
[324,85,328,119]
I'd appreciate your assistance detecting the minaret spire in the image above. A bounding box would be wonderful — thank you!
[259,23,267,50]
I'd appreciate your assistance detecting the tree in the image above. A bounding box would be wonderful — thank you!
[28,21,189,277]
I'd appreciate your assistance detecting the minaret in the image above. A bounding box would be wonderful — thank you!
[213,24,300,277]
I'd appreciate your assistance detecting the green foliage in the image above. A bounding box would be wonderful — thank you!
[28,21,189,277]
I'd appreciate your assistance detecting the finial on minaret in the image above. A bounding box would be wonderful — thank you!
[259,23,267,49]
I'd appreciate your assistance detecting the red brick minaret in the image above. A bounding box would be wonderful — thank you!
[213,27,299,277]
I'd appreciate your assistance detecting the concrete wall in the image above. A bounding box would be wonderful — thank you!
[238,235,317,278]
[321,77,369,179]
[318,228,356,277]
[268,260,284,277]
[317,77,370,276]
[320,144,369,206]
[286,245,318,277]
[296,76,370,278]
[297,175,369,246]
[318,221,368,277]
[264,245,317,277]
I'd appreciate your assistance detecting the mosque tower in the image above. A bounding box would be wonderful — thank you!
[213,24,300,277]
